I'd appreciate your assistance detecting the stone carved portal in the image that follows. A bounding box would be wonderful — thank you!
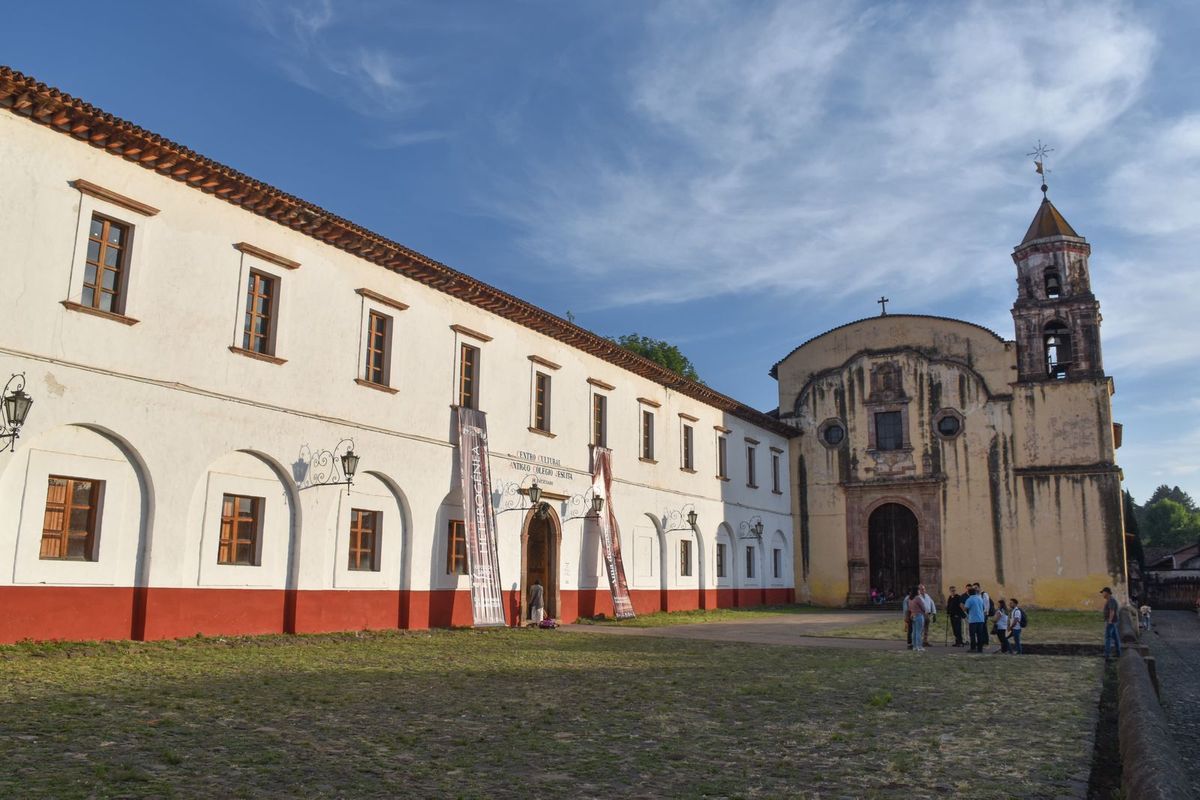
[844,480,943,605]
[868,503,919,598]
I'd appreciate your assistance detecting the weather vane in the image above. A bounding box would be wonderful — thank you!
[1027,140,1054,198]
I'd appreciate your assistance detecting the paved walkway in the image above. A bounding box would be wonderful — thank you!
[1145,610,1200,789]
[565,611,978,655]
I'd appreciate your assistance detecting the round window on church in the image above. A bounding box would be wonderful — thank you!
[819,419,846,447]
[933,409,964,440]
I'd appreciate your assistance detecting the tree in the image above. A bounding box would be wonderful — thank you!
[1141,498,1200,549]
[610,334,702,383]
[1146,484,1197,513]
[1123,490,1146,572]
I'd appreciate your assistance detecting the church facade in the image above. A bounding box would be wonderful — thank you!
[773,196,1127,609]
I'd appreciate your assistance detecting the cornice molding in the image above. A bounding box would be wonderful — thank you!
[1,65,794,438]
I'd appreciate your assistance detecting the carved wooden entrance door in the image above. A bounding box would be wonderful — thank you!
[868,503,919,598]
[522,514,558,620]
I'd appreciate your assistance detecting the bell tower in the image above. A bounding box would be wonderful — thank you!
[1010,193,1104,382]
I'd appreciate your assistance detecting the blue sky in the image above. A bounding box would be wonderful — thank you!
[5,1,1199,502]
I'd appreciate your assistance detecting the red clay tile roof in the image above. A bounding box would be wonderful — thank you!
[0,65,795,438]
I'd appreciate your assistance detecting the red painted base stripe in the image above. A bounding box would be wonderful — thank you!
[0,585,796,643]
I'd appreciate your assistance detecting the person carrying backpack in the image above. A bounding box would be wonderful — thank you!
[1008,599,1025,654]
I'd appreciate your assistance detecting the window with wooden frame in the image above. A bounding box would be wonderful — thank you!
[533,372,552,432]
[746,445,758,488]
[242,270,277,355]
[716,542,727,578]
[592,393,607,448]
[716,435,728,479]
[363,311,392,386]
[40,476,101,561]
[447,519,468,575]
[83,215,129,314]
[773,547,783,579]
[218,493,262,566]
[348,508,380,571]
[745,546,755,579]
[682,424,694,470]
[680,539,693,577]
[458,344,480,409]
[641,410,655,461]
[771,451,781,493]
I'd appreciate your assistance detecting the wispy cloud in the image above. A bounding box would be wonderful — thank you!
[496,0,1160,317]
[250,0,424,116]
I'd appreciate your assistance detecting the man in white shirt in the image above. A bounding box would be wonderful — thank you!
[918,584,936,647]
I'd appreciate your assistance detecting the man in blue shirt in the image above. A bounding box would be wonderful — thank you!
[963,586,987,653]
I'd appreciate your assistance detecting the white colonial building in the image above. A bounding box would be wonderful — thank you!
[0,67,795,642]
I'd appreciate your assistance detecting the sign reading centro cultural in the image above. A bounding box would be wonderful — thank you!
[591,446,636,619]
[456,407,507,627]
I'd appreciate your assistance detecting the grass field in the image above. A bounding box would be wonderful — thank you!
[815,609,1105,645]
[1,629,1100,799]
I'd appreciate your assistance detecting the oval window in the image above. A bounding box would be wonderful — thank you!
[822,422,846,446]
[936,414,962,438]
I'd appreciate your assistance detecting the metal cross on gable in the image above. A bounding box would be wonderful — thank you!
[877,296,889,316]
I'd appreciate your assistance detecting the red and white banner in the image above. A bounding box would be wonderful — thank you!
[456,407,507,627]
[591,447,636,619]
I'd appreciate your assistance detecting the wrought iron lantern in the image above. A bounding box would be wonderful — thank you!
[687,508,699,530]
[1,374,33,453]
[591,494,605,515]
[339,448,360,494]
[751,519,764,537]
[527,480,550,519]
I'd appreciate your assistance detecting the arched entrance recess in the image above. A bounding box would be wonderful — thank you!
[520,506,562,623]
[868,503,919,598]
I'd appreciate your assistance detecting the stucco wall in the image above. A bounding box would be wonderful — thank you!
[0,110,793,641]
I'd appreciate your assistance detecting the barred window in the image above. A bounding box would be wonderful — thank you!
[242,271,277,355]
[83,215,128,313]
[40,476,101,561]
[447,520,468,575]
[349,509,380,571]
[364,311,391,386]
[218,494,261,566]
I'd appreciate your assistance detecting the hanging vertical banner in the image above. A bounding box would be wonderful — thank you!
[456,407,507,627]
[591,446,636,619]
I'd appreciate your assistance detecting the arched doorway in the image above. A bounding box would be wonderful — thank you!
[868,503,919,599]
[521,508,560,623]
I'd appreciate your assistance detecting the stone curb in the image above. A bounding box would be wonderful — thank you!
[1119,605,1138,644]
[1117,649,1192,800]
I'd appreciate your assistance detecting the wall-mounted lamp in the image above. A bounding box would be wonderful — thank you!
[339,448,360,495]
[528,479,550,519]
[664,504,699,533]
[563,487,605,522]
[0,373,33,454]
[738,516,765,540]
[296,438,360,494]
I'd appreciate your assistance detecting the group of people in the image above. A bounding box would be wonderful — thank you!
[898,583,1026,654]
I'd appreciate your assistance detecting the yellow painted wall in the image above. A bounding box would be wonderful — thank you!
[780,316,1126,609]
